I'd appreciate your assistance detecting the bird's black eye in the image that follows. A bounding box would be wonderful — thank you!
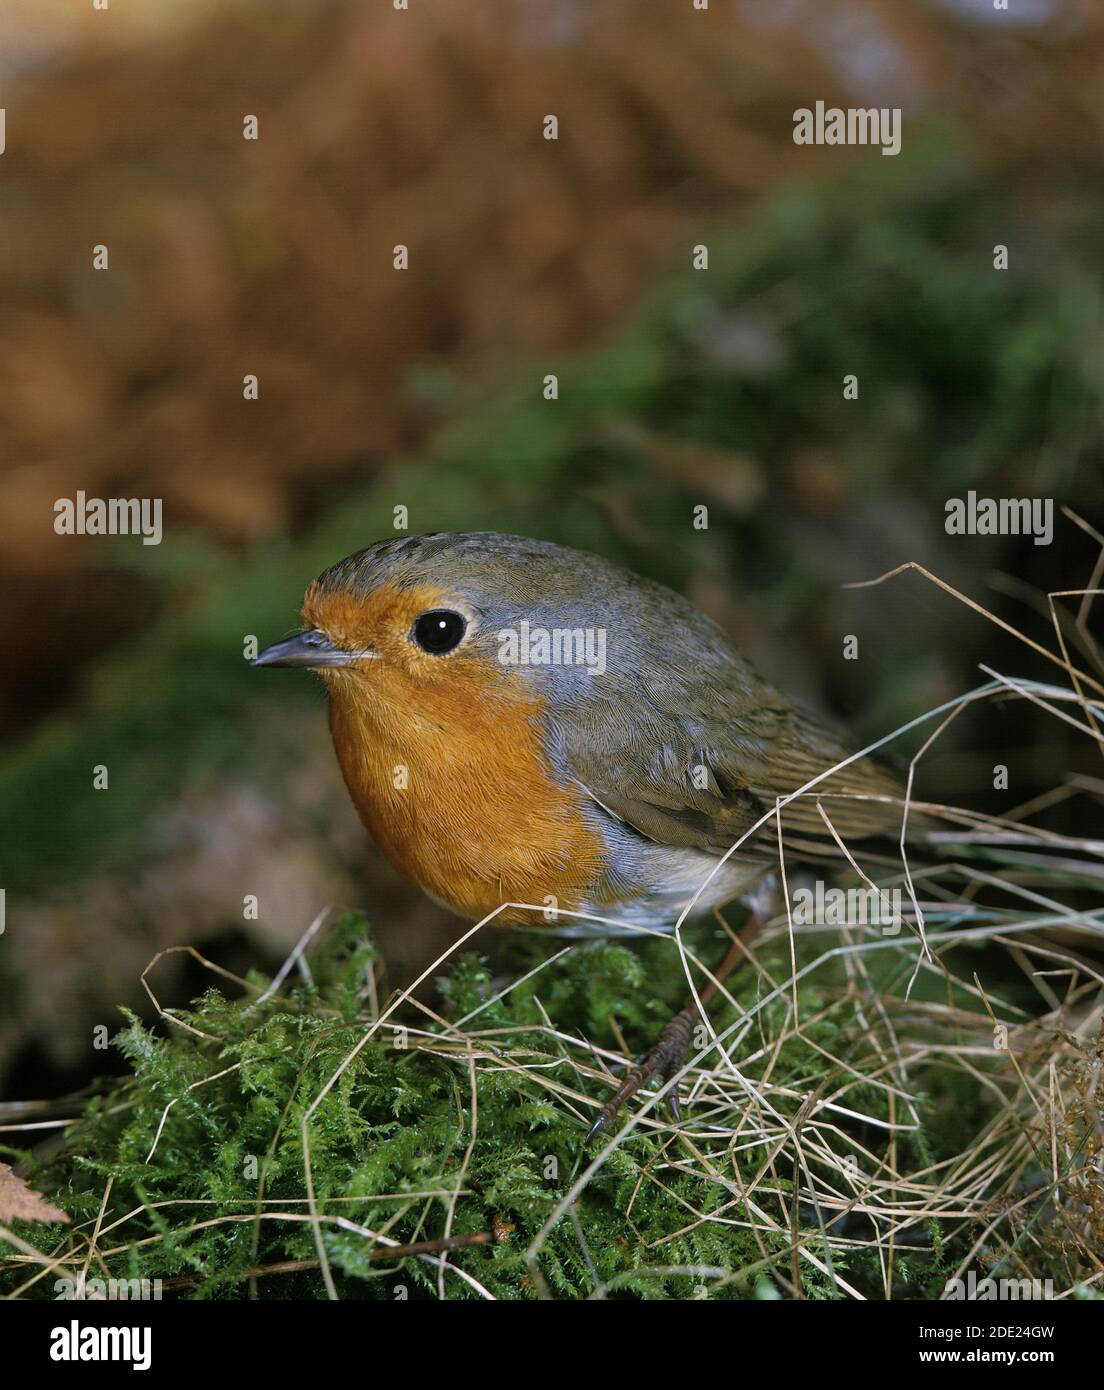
[412,609,467,655]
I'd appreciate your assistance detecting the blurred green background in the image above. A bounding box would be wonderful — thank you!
[2,0,1103,1099]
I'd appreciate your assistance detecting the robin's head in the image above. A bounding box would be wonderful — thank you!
[252,532,701,710]
[254,533,696,920]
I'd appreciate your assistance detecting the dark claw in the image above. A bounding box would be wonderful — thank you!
[584,1111,612,1144]
[584,1007,695,1142]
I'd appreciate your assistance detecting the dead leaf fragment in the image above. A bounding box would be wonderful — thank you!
[0,1162,70,1226]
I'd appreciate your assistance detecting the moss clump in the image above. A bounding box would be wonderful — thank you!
[0,918,759,1298]
[5,896,1102,1300]
[0,912,924,1300]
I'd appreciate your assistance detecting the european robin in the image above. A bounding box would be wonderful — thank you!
[254,532,913,1136]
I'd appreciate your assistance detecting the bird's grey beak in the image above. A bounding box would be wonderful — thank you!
[251,629,374,669]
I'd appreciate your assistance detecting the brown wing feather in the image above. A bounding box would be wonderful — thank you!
[558,662,910,863]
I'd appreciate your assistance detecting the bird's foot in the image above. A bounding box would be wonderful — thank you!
[585,1004,698,1143]
[584,911,763,1143]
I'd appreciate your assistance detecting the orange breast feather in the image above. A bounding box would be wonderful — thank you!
[324,656,606,925]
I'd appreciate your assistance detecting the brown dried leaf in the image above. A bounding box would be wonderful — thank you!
[0,1162,70,1226]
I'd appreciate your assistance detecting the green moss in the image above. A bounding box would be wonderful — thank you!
[0,911,964,1300]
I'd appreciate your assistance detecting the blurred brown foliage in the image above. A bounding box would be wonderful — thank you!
[3,1,803,570]
[4,1,1103,702]
[2,0,1098,630]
